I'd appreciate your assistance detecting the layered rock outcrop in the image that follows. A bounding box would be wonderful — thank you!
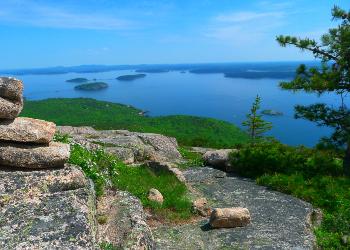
[0,77,97,249]
[0,77,69,169]
[57,126,182,164]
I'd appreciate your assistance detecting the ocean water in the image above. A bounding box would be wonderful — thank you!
[14,69,340,147]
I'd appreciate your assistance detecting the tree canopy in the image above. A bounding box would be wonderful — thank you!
[277,6,350,175]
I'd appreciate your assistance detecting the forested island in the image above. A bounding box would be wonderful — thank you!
[116,74,146,81]
[261,109,283,116]
[74,82,108,91]
[66,78,89,83]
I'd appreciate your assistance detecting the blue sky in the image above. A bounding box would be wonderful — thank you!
[0,0,348,69]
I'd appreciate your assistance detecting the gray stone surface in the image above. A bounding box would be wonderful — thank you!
[0,117,56,144]
[97,190,155,249]
[0,142,70,169]
[57,126,182,164]
[153,167,316,249]
[0,165,97,249]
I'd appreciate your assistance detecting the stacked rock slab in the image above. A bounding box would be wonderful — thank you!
[0,77,97,249]
[0,77,69,168]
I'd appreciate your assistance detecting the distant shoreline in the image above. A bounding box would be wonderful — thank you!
[0,61,319,79]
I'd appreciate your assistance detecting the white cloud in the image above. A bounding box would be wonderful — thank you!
[206,9,286,45]
[216,11,285,23]
[0,0,133,30]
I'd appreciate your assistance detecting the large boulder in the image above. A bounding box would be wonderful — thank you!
[97,190,155,249]
[203,149,235,171]
[0,142,70,168]
[0,77,23,119]
[0,117,56,144]
[209,207,251,228]
[0,165,97,249]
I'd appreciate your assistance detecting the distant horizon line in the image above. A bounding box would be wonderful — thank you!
[0,59,319,71]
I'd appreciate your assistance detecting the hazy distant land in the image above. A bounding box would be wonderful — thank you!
[0,61,322,79]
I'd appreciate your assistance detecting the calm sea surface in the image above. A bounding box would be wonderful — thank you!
[14,69,341,147]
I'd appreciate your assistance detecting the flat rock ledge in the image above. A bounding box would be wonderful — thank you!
[0,142,70,169]
[57,126,182,164]
[0,117,56,144]
[153,167,316,249]
[0,164,97,249]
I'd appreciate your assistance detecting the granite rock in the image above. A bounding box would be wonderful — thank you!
[148,188,164,204]
[0,117,56,144]
[0,165,97,249]
[209,207,251,228]
[0,142,70,169]
[0,97,23,119]
[0,77,23,101]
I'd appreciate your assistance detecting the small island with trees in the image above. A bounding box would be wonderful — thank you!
[74,82,108,91]
[261,109,283,116]
[66,78,89,83]
[116,74,146,81]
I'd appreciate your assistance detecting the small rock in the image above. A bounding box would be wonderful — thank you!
[209,207,251,228]
[342,235,349,245]
[0,142,70,168]
[0,117,56,144]
[203,149,235,171]
[192,198,212,217]
[309,208,323,228]
[148,188,164,204]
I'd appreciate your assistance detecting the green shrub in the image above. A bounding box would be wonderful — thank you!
[68,143,192,220]
[230,141,343,178]
[178,147,204,169]
[69,144,118,196]
[53,133,71,143]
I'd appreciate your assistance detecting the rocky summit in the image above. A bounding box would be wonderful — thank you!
[0,77,319,249]
[0,77,88,249]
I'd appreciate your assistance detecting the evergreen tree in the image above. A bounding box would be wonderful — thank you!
[242,95,272,141]
[276,6,350,176]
